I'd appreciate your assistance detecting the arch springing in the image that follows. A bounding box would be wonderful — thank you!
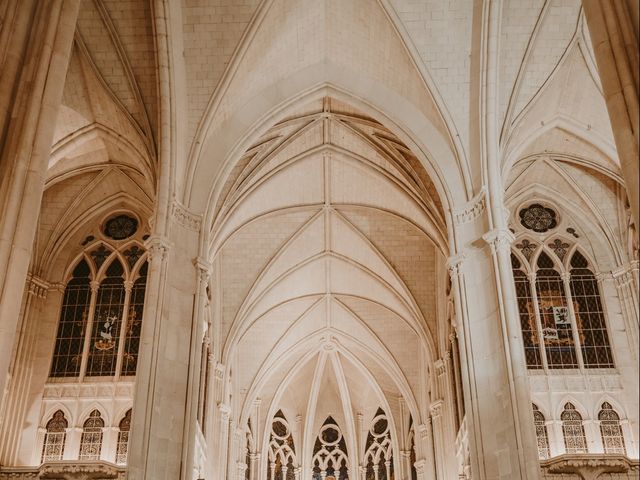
[312,417,349,480]
[41,410,68,462]
[79,409,104,460]
[561,403,587,454]
[598,402,626,455]
[364,408,393,480]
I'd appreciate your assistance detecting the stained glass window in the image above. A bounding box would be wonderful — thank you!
[364,408,393,480]
[512,254,543,368]
[569,252,614,368]
[561,403,587,454]
[532,405,550,460]
[599,403,626,455]
[116,409,132,465]
[49,260,91,377]
[312,417,349,480]
[267,411,296,480]
[121,261,147,375]
[41,410,67,462]
[86,260,125,376]
[79,409,104,460]
[535,252,578,368]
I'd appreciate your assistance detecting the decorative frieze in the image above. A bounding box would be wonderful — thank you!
[452,190,486,225]
[171,200,202,232]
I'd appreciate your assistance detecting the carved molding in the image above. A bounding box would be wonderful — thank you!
[171,200,202,232]
[0,461,126,480]
[540,454,640,475]
[26,274,50,298]
[452,190,486,225]
[482,228,516,252]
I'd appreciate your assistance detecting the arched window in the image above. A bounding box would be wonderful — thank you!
[116,409,132,465]
[532,405,550,459]
[561,403,587,454]
[79,409,104,460]
[121,261,148,375]
[364,408,393,480]
[569,252,614,368]
[511,254,543,368]
[312,417,348,480]
[50,260,91,377]
[535,252,577,368]
[512,243,616,371]
[41,410,68,462]
[599,403,626,455]
[49,242,148,379]
[86,259,125,376]
[267,411,296,480]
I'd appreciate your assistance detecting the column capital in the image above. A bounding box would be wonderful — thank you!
[430,399,444,417]
[90,280,101,293]
[447,253,466,277]
[26,273,50,298]
[144,234,172,261]
[482,228,516,252]
[124,280,134,292]
[413,459,426,474]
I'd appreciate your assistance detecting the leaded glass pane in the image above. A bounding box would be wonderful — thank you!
[599,403,626,455]
[79,409,104,460]
[41,410,67,462]
[121,261,147,375]
[561,403,587,454]
[116,409,131,465]
[49,260,91,377]
[536,253,578,368]
[86,260,125,376]
[532,405,550,460]
[569,252,614,368]
[512,256,543,369]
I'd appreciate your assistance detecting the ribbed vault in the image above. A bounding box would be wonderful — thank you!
[212,97,446,477]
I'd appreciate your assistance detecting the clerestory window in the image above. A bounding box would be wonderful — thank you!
[49,243,148,379]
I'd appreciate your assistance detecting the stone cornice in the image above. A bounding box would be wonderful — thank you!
[171,200,202,232]
[540,454,640,474]
[452,189,486,225]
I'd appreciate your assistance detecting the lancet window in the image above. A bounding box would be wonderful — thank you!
[561,403,588,454]
[364,408,393,480]
[511,246,614,370]
[41,410,68,462]
[312,417,349,480]
[598,403,626,455]
[79,410,104,460]
[49,243,148,379]
[532,405,550,460]
[267,411,296,480]
[116,409,132,465]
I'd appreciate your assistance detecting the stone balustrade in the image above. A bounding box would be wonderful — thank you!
[0,461,125,480]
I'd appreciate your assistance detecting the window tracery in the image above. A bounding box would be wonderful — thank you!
[561,403,588,454]
[364,408,393,480]
[312,417,348,480]
[532,405,550,460]
[267,411,296,480]
[41,410,67,462]
[49,242,147,379]
[512,245,614,370]
[79,409,104,460]
[598,403,626,455]
[116,409,132,465]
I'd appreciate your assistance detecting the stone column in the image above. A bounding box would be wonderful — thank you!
[0,0,80,407]
[582,0,639,229]
[415,422,435,480]
[429,400,446,479]
[127,208,201,479]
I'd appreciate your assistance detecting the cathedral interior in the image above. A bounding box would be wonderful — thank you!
[0,1,638,479]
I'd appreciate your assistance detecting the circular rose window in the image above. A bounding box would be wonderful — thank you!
[103,214,138,240]
[518,204,557,233]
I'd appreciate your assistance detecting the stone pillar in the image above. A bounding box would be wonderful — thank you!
[582,0,640,229]
[0,0,80,408]
[447,237,540,480]
[127,209,201,479]
[429,400,446,479]
[416,422,435,480]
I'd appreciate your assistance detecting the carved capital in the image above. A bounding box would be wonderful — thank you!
[482,228,515,252]
[123,280,134,293]
[90,280,101,293]
[26,273,50,298]
[413,459,426,474]
[171,200,202,232]
[144,235,172,261]
[452,190,486,225]
[430,399,444,417]
[447,253,465,277]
